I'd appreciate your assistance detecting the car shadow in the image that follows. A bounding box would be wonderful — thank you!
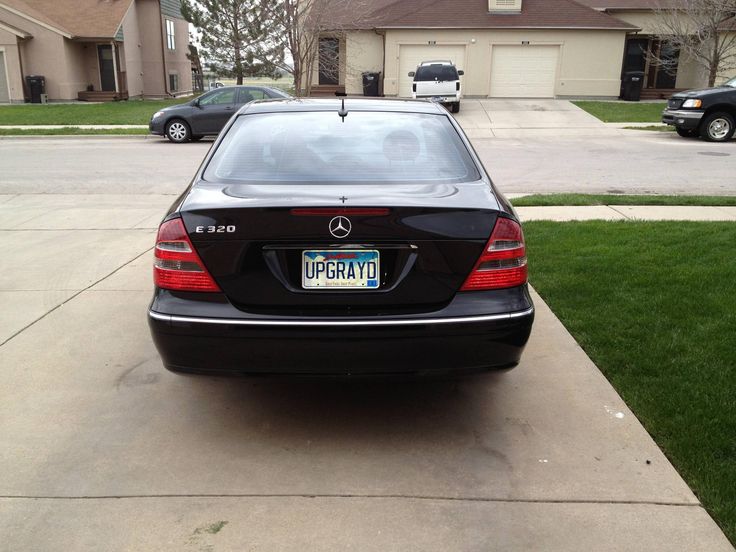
[172,372,511,453]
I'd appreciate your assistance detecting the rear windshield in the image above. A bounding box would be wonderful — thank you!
[203,111,480,184]
[415,65,459,82]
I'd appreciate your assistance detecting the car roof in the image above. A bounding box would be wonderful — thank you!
[237,97,448,115]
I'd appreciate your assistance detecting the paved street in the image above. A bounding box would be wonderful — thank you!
[1,100,735,196]
[0,101,734,550]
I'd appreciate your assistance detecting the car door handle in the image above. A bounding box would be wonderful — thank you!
[225,106,234,110]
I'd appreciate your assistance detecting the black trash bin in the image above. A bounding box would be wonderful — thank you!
[362,72,380,97]
[26,75,46,103]
[621,71,644,101]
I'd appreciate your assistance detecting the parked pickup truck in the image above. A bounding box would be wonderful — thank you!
[409,61,464,113]
[662,76,736,141]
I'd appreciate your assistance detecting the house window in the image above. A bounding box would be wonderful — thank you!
[169,73,179,92]
[166,19,175,50]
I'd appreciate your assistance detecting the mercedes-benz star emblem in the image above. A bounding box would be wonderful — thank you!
[329,216,351,239]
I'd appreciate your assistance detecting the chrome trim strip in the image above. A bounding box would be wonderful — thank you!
[662,109,704,120]
[149,307,534,327]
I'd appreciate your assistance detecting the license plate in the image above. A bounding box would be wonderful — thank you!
[302,250,380,289]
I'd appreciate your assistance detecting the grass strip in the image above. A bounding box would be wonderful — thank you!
[525,221,736,544]
[0,98,192,126]
[512,194,736,207]
[573,100,666,123]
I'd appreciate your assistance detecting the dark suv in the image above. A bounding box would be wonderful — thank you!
[662,76,736,141]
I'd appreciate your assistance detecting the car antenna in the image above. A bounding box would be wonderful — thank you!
[335,91,348,121]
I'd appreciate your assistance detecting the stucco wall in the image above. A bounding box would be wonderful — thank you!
[121,0,144,97]
[0,29,24,101]
[61,41,92,98]
[0,7,71,99]
[344,31,383,94]
[136,0,166,96]
[161,16,192,96]
[372,29,627,98]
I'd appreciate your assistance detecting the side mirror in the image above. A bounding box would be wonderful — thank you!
[408,71,415,77]
[458,70,464,76]
[192,97,200,107]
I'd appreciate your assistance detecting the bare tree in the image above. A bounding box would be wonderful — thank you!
[252,0,376,96]
[650,0,736,87]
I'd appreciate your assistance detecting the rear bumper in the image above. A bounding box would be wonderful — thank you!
[148,289,534,376]
[662,109,704,129]
[412,94,460,104]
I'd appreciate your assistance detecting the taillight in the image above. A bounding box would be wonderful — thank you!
[456,81,460,91]
[460,217,527,291]
[412,83,416,93]
[153,218,220,292]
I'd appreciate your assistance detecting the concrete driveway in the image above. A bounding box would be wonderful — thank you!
[0,134,733,549]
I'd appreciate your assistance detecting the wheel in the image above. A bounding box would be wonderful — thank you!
[699,112,735,142]
[190,135,204,142]
[165,119,190,143]
[451,102,460,113]
[675,127,699,138]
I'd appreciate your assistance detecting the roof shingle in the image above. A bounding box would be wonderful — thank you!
[349,0,638,30]
[0,0,134,38]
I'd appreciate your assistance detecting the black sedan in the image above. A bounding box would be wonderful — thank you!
[149,85,291,143]
[148,98,534,376]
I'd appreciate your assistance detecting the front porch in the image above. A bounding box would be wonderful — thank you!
[622,36,701,100]
[75,41,128,102]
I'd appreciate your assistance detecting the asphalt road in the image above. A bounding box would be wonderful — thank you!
[0,117,734,550]
[1,117,735,197]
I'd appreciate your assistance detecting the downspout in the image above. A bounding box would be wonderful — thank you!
[17,36,27,102]
[158,0,171,97]
[374,28,386,97]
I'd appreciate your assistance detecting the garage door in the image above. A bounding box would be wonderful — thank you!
[398,44,465,98]
[490,45,559,98]
[0,52,9,103]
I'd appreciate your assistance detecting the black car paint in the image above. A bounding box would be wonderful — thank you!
[148,98,534,376]
[662,81,736,136]
[149,86,291,138]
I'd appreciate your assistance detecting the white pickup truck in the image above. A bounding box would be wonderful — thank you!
[409,61,464,113]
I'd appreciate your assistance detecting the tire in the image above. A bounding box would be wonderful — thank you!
[675,127,699,138]
[699,112,735,142]
[165,119,191,143]
[451,102,460,114]
[190,135,204,142]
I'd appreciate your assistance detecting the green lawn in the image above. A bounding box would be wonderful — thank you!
[573,100,667,122]
[0,127,147,136]
[513,194,736,207]
[525,221,736,544]
[0,97,193,126]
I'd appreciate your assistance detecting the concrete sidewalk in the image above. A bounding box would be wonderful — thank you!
[517,205,736,221]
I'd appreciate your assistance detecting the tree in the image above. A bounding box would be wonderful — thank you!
[251,0,376,96]
[650,0,736,87]
[181,0,284,84]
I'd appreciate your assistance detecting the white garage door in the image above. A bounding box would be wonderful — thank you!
[490,45,559,98]
[0,52,9,104]
[398,44,465,98]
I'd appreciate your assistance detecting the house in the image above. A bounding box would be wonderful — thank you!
[310,0,723,99]
[576,0,713,97]
[0,0,192,103]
